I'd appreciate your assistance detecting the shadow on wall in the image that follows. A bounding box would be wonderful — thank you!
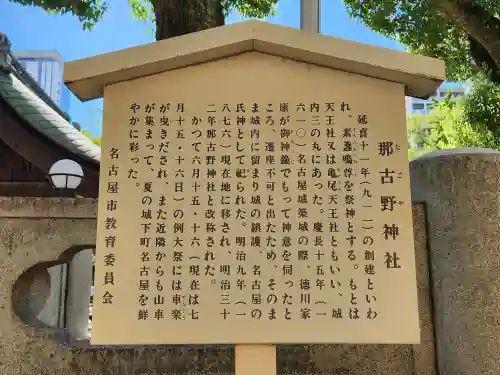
[11,247,94,346]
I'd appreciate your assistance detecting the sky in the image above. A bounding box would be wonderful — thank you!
[0,0,403,136]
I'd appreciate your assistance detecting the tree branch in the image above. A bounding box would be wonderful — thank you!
[428,0,500,69]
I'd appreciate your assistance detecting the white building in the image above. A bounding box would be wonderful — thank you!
[407,81,471,116]
[13,50,70,114]
[406,81,471,150]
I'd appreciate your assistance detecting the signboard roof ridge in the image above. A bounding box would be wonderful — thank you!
[64,19,445,102]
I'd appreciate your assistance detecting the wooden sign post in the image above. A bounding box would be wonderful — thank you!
[236,345,276,375]
[64,20,445,375]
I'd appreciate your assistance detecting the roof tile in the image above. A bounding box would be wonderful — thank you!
[0,71,100,163]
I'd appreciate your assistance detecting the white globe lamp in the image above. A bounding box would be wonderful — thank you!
[48,159,84,192]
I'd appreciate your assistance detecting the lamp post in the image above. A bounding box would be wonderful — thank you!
[47,159,84,197]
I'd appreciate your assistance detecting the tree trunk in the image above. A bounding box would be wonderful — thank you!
[150,0,225,41]
[429,0,500,83]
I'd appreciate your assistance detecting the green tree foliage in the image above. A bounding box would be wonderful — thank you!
[81,129,102,146]
[11,0,109,30]
[462,73,500,143]
[343,0,500,85]
[127,0,278,21]
[408,89,500,159]
[10,0,278,40]
[408,99,469,159]
[77,108,102,147]
[344,0,500,157]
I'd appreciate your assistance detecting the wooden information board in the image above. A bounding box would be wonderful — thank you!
[91,52,420,346]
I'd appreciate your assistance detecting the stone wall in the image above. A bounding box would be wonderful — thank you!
[411,148,500,375]
[1,148,498,375]
[0,205,433,374]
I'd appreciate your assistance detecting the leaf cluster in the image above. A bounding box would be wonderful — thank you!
[10,0,108,30]
[81,129,102,146]
[343,0,500,82]
[408,78,500,159]
[11,0,278,29]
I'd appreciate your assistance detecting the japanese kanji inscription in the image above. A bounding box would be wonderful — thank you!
[92,52,420,345]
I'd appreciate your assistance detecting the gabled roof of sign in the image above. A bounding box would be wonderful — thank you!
[64,20,445,102]
[0,33,101,164]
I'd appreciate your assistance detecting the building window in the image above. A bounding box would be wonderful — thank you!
[412,103,425,110]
